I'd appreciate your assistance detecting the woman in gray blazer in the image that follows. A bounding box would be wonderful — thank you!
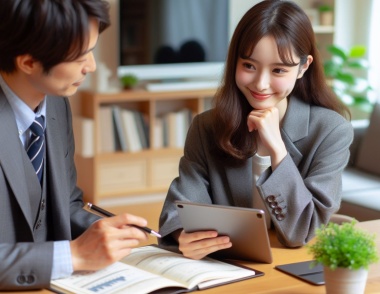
[159,0,353,260]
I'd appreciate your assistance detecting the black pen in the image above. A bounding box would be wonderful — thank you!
[87,202,161,238]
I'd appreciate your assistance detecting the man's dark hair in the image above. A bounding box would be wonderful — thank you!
[0,0,110,73]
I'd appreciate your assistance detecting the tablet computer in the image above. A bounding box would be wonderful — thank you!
[175,201,273,263]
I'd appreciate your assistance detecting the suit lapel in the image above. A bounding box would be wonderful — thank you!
[45,96,71,238]
[0,90,34,230]
[281,97,310,165]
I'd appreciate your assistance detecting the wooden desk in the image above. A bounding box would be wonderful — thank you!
[16,220,380,294]
[202,219,380,294]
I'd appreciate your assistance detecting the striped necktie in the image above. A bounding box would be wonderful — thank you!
[27,116,45,182]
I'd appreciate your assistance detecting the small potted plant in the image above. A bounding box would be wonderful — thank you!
[308,221,379,294]
[120,74,139,90]
[318,4,333,26]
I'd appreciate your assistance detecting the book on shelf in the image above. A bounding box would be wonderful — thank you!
[153,116,164,149]
[163,108,192,148]
[111,105,128,152]
[50,245,263,294]
[121,108,143,152]
[99,106,117,153]
[133,110,149,149]
[73,116,94,157]
[174,108,192,147]
[110,106,149,153]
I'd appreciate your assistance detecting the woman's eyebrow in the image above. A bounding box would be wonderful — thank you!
[242,56,299,67]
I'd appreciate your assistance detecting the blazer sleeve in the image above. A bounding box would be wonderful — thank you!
[256,117,354,247]
[159,112,216,247]
[0,242,54,290]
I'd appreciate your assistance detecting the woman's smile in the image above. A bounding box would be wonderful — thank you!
[249,90,272,101]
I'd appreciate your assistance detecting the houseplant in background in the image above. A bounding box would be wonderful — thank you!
[308,221,379,294]
[318,4,334,26]
[323,44,374,119]
[120,73,139,90]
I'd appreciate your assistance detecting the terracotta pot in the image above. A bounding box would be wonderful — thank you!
[324,267,368,294]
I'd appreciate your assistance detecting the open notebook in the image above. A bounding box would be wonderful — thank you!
[50,245,263,294]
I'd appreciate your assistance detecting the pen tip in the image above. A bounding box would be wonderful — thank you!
[87,202,92,209]
[152,230,162,238]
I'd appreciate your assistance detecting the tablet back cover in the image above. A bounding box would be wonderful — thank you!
[175,201,272,263]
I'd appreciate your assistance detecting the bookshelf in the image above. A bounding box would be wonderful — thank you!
[303,0,337,61]
[73,88,215,205]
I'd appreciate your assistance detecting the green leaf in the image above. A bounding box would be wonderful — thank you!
[323,44,374,113]
[352,96,371,105]
[323,60,340,77]
[307,221,379,270]
[327,45,347,61]
[346,59,369,69]
[349,45,366,58]
[336,72,356,85]
[318,4,333,12]
[120,74,138,87]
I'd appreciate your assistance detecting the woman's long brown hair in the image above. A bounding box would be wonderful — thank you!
[212,0,350,160]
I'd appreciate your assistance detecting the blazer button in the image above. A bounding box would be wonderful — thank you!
[266,195,276,203]
[17,275,26,284]
[27,274,36,284]
[269,201,278,209]
[273,207,283,214]
[41,199,46,210]
[35,219,42,230]
[276,213,285,221]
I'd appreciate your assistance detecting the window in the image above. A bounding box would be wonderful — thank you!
[368,0,380,102]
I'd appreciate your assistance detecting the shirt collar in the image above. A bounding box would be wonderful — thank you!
[0,74,47,136]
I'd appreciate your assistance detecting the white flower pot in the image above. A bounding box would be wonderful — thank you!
[324,267,368,294]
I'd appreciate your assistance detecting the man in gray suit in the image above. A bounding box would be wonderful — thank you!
[0,0,148,290]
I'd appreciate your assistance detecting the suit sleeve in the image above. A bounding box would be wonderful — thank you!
[0,242,54,290]
[158,112,217,248]
[256,119,354,247]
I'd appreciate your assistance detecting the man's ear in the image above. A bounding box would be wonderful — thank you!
[15,54,41,74]
[297,55,313,79]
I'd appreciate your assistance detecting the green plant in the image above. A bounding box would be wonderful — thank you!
[324,44,374,112]
[318,4,333,12]
[120,74,138,89]
[308,221,379,270]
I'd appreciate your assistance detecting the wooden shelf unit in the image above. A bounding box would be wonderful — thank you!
[308,0,336,61]
[74,88,216,204]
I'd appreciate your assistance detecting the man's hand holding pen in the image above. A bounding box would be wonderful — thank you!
[69,211,149,272]
[87,203,161,238]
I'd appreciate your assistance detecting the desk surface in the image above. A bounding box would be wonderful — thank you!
[202,219,380,294]
[16,219,380,294]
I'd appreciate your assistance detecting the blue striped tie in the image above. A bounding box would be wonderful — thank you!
[27,116,45,182]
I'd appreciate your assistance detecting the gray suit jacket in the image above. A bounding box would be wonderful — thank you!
[159,97,354,248]
[0,89,99,290]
